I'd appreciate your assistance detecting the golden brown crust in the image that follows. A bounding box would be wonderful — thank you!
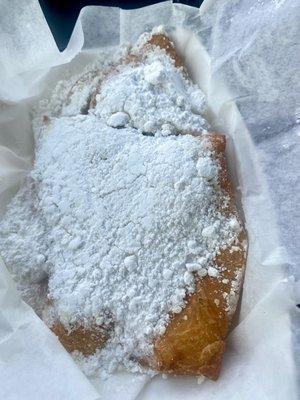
[51,323,109,355]
[152,134,247,380]
[146,34,184,68]
[152,245,246,381]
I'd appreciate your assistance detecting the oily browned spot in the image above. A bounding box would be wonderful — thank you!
[152,134,247,380]
[51,323,109,356]
[146,34,185,68]
[42,115,50,124]
[123,54,140,65]
[89,84,102,110]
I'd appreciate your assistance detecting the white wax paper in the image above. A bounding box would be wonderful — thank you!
[0,1,299,399]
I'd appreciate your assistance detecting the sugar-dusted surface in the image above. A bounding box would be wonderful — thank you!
[0,2,297,398]
[93,50,208,137]
[0,115,241,376]
[0,29,244,377]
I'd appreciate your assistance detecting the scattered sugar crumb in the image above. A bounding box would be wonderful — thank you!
[207,266,219,278]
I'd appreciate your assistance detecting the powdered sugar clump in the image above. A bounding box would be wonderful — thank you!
[93,52,208,136]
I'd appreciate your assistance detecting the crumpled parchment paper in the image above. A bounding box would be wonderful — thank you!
[0,1,299,399]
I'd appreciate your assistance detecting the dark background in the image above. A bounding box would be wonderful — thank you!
[38,0,202,51]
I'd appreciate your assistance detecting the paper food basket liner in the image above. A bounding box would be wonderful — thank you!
[0,1,299,399]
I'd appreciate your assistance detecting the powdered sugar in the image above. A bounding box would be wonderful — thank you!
[31,47,125,146]
[0,29,243,377]
[92,51,208,136]
[0,116,240,376]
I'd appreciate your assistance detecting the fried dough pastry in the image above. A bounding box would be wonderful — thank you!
[49,32,247,381]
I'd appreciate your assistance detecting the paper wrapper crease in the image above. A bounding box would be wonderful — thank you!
[0,1,299,399]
